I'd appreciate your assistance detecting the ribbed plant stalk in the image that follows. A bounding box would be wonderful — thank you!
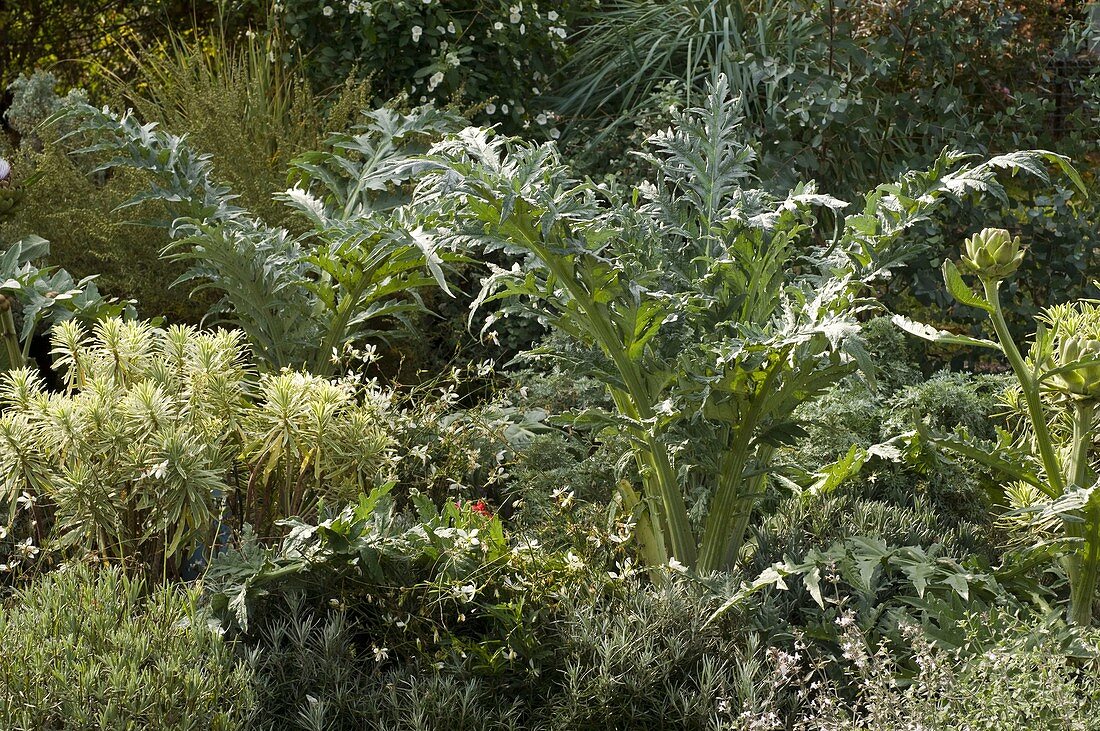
[982,279,1065,495]
[498,209,698,567]
[697,366,779,573]
[983,277,1100,624]
[0,296,24,370]
[1066,400,1099,626]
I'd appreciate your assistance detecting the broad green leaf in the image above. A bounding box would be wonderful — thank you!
[807,444,868,497]
[942,259,993,312]
[891,314,1000,350]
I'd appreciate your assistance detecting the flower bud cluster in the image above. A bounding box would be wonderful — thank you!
[1049,335,1100,400]
[960,228,1024,282]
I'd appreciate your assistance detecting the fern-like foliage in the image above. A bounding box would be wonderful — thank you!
[54,104,462,375]
[420,74,1081,573]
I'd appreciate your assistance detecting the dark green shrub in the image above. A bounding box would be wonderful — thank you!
[0,563,254,730]
[267,0,591,133]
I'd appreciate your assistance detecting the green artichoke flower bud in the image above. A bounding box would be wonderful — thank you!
[1049,335,1100,400]
[959,228,1025,282]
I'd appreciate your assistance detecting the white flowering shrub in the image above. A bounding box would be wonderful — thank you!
[271,0,590,133]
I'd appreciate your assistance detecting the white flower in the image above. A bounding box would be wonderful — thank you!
[519,23,525,34]
[554,26,567,38]
[322,5,334,16]
[428,71,445,91]
[668,557,687,573]
[372,645,390,662]
[536,112,548,125]
[549,127,561,139]
[550,486,574,508]
[411,25,423,42]
[494,21,504,30]
[509,6,521,22]
[547,10,558,20]
[485,103,497,115]
[452,583,477,602]
[447,21,455,33]
[501,103,509,114]
[17,537,38,559]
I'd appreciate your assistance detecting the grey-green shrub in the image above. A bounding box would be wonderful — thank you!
[0,563,254,730]
[802,616,1100,731]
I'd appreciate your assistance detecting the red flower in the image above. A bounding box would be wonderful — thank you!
[456,499,493,518]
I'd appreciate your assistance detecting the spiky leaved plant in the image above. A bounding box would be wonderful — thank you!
[421,75,1081,574]
[52,104,462,376]
[0,318,394,575]
[899,228,1100,625]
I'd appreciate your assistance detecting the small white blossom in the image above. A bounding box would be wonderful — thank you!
[547,10,558,20]
[411,25,423,42]
[485,103,497,115]
[322,5,334,16]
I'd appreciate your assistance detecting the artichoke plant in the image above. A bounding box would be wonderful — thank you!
[959,227,1025,283]
[424,76,1081,576]
[902,226,1100,626]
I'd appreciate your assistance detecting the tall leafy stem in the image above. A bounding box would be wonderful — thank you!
[898,224,1100,625]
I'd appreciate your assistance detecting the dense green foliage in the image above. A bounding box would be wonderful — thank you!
[0,563,254,729]
[0,1,1099,728]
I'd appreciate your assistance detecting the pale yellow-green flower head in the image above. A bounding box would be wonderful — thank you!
[960,228,1024,282]
[1049,335,1100,400]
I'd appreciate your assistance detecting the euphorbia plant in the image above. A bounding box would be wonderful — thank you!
[899,226,1100,625]
[422,75,1079,574]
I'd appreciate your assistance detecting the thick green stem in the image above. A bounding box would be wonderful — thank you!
[606,354,697,567]
[500,209,696,567]
[983,279,1064,494]
[1067,400,1099,625]
[697,364,781,573]
[725,446,776,568]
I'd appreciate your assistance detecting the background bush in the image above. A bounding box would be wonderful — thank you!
[265,0,591,134]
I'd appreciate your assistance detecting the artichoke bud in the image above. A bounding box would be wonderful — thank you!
[959,228,1024,281]
[1050,335,1100,399]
